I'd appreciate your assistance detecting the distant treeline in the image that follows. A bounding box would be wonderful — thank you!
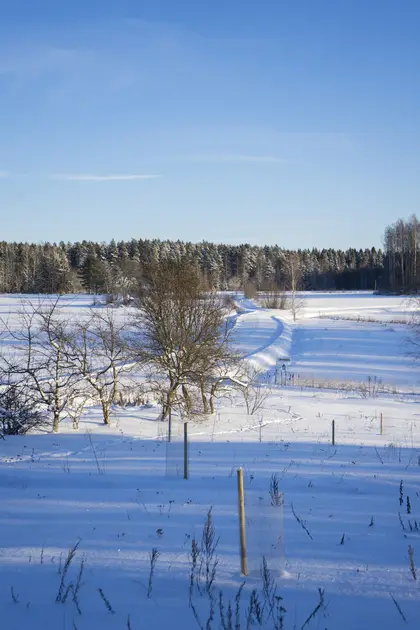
[0,238,386,294]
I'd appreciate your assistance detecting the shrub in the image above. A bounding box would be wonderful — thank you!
[222,295,237,311]
[243,281,257,300]
[261,291,290,309]
[0,382,48,436]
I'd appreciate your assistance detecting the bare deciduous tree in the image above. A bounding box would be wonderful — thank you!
[131,261,238,419]
[66,390,92,430]
[384,214,420,293]
[284,253,304,321]
[237,364,271,415]
[70,308,131,426]
[193,323,241,415]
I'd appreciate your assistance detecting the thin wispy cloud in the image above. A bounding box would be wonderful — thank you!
[182,154,286,164]
[50,173,160,182]
[0,170,10,178]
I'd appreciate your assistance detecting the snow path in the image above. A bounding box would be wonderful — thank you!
[232,301,292,368]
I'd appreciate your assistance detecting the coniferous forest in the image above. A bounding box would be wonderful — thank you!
[0,216,418,295]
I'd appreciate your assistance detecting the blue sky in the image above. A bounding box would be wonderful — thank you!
[1,0,419,249]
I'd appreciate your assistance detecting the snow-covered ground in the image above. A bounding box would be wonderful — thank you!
[232,292,418,392]
[1,292,420,630]
[300,291,414,321]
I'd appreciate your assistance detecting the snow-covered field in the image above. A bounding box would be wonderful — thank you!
[233,292,417,391]
[1,292,420,630]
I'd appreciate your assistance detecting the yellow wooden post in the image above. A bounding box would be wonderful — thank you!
[237,467,248,576]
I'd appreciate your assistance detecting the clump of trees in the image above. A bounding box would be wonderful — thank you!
[0,298,133,433]
[1,299,81,432]
[383,215,420,293]
[0,260,240,435]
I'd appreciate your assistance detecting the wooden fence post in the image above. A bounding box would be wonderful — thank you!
[184,422,189,480]
[380,412,383,435]
[237,468,248,576]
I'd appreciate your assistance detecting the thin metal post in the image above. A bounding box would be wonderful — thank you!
[237,467,248,576]
[184,422,189,480]
[168,407,172,443]
[380,412,383,435]
[332,419,335,446]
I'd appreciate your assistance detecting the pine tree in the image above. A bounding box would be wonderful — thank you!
[81,254,108,293]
